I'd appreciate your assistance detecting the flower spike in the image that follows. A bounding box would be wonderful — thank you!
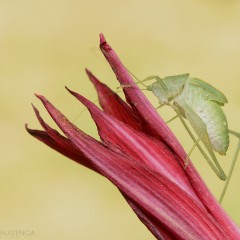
[26,34,240,240]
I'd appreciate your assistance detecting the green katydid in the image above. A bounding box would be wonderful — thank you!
[130,73,240,202]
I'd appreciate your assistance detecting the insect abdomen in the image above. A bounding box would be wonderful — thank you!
[198,101,229,155]
[183,84,229,155]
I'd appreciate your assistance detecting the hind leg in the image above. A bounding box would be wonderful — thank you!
[172,104,227,180]
[219,130,240,203]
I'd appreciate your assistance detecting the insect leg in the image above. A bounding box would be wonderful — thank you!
[173,108,215,168]
[127,70,157,87]
[129,72,169,93]
[172,104,227,180]
[130,74,163,87]
[219,130,240,203]
[180,103,227,180]
[142,76,169,94]
[165,114,178,124]
[185,132,206,167]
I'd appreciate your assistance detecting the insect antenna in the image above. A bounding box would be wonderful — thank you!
[127,68,148,88]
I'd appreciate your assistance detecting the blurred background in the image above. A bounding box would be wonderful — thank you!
[1,0,240,239]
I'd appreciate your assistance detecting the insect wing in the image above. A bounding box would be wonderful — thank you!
[188,78,228,104]
[163,73,189,82]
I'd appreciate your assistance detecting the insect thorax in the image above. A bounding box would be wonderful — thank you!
[149,74,188,105]
[149,82,169,104]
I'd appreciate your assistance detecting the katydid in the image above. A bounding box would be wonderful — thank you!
[131,73,240,190]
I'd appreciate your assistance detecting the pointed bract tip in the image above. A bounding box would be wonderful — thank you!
[85,68,94,79]
[65,86,72,93]
[31,103,39,114]
[65,86,83,100]
[85,69,99,85]
[85,68,91,75]
[25,123,33,134]
[65,87,92,109]
[34,94,50,108]
[99,33,112,52]
[34,93,44,100]
[99,33,106,44]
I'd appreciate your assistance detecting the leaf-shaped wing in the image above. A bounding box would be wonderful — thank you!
[188,78,228,104]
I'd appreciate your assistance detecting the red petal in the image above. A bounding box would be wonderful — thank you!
[28,100,175,239]
[26,124,176,239]
[86,69,142,131]
[66,87,204,204]
[125,196,177,240]
[26,106,97,172]
[35,94,227,240]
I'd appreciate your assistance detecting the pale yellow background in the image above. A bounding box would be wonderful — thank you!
[1,0,240,239]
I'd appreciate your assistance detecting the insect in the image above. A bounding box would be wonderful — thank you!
[131,73,240,201]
